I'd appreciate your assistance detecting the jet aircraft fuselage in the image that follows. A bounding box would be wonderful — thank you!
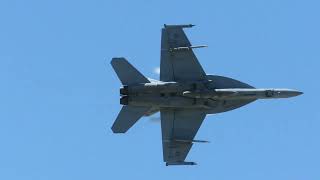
[119,81,301,111]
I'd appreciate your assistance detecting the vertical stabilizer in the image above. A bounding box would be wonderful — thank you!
[112,106,151,133]
[111,58,150,85]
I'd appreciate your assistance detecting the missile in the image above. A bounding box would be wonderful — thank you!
[163,139,209,143]
[164,24,195,28]
[169,45,208,52]
[182,90,236,99]
[166,161,197,166]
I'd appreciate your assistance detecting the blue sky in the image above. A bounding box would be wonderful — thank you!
[0,0,319,179]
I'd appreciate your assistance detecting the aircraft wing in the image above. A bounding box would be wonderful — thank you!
[160,108,206,165]
[160,24,206,82]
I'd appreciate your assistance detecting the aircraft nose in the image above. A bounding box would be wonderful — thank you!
[274,89,303,98]
[294,91,303,96]
[287,90,303,97]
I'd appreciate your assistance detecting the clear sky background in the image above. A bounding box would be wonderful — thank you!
[0,0,319,179]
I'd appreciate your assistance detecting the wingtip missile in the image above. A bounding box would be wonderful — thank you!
[164,24,195,28]
[166,161,197,166]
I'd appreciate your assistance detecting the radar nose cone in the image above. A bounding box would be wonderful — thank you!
[288,90,303,97]
[295,91,303,96]
[274,89,303,98]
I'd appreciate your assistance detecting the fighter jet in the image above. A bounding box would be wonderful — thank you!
[110,24,302,166]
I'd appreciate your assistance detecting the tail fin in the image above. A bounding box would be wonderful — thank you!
[111,106,151,133]
[111,57,150,85]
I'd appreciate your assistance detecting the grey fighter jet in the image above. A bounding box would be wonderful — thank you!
[110,24,302,166]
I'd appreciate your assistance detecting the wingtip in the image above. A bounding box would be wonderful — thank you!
[165,161,197,166]
[111,126,126,134]
[163,24,195,28]
[111,57,128,66]
[111,57,124,61]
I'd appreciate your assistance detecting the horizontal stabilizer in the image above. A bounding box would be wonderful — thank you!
[111,106,150,133]
[111,58,150,85]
